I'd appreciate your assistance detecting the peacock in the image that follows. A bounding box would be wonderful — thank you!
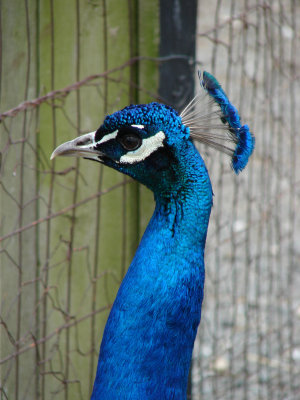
[51,71,254,399]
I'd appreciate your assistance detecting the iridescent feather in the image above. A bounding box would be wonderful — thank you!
[181,71,255,173]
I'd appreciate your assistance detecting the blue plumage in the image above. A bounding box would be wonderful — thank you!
[92,124,212,399]
[50,71,254,399]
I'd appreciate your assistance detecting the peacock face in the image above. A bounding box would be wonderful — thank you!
[51,72,255,188]
[51,102,191,191]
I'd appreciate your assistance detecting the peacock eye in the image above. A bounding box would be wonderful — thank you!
[118,132,142,151]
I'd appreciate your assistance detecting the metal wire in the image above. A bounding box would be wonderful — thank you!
[193,1,300,399]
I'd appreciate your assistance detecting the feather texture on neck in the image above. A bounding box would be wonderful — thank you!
[91,139,212,400]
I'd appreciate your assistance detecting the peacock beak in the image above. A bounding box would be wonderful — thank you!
[50,131,104,162]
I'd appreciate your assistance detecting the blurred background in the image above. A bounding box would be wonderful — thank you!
[1,1,299,399]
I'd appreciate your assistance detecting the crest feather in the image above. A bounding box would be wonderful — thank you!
[181,71,255,173]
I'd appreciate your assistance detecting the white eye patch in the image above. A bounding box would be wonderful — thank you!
[98,130,118,144]
[119,131,166,164]
[98,126,144,145]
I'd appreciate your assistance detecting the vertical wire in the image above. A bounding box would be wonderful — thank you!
[260,3,272,398]
[253,2,264,397]
[274,2,284,396]
[265,4,274,398]
[41,0,56,396]
[64,1,81,398]
[128,0,139,105]
[257,3,270,398]
[287,0,297,392]
[244,1,263,398]
[264,3,278,398]
[225,0,235,91]
[34,0,41,397]
[211,0,221,75]
[89,0,107,392]
[15,0,31,398]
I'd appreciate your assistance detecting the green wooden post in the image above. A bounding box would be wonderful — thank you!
[0,1,158,399]
[0,1,39,399]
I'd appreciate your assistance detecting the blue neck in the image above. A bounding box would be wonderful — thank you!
[92,141,213,399]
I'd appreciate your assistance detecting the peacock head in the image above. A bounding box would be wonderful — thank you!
[51,102,193,193]
[51,72,255,192]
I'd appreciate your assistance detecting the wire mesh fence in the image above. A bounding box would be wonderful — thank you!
[1,1,299,400]
[193,1,300,399]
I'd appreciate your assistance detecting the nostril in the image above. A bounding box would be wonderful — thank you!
[76,137,92,146]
